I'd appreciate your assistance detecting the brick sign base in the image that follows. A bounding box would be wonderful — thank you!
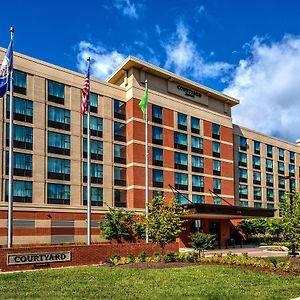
[0,242,179,272]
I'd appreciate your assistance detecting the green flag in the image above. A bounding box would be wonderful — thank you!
[139,85,148,117]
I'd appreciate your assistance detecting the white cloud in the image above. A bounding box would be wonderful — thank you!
[76,41,125,80]
[163,21,232,80]
[196,5,205,15]
[224,35,300,142]
[113,0,138,19]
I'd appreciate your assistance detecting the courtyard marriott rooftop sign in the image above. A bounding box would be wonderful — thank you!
[177,85,202,98]
[7,251,71,265]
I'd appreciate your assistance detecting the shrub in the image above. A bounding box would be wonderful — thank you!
[163,252,177,263]
[138,251,147,262]
[127,254,135,263]
[190,232,216,257]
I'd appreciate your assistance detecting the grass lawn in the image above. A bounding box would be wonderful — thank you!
[1,265,300,300]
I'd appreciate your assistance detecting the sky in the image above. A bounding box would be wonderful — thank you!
[1,0,300,142]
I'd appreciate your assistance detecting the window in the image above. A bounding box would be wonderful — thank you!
[254,202,262,208]
[191,136,203,153]
[48,157,70,180]
[240,137,247,150]
[278,176,285,189]
[175,172,188,190]
[266,144,273,158]
[267,188,274,201]
[252,155,261,170]
[153,169,163,188]
[6,152,32,177]
[114,144,126,164]
[239,184,248,199]
[6,96,33,123]
[192,195,204,204]
[174,132,187,150]
[239,168,248,183]
[114,99,126,120]
[279,190,286,202]
[278,162,285,174]
[240,201,248,207]
[13,70,27,94]
[253,187,262,200]
[6,124,33,150]
[212,141,220,158]
[213,178,221,194]
[47,183,70,205]
[192,175,204,192]
[83,187,103,206]
[212,123,220,139]
[191,155,204,173]
[266,159,273,172]
[5,180,32,203]
[48,80,65,104]
[176,193,189,204]
[266,173,274,187]
[83,163,103,184]
[191,117,200,134]
[213,196,222,205]
[83,139,103,160]
[152,126,163,145]
[174,152,188,170]
[254,141,260,154]
[290,178,296,190]
[278,148,284,161]
[114,166,126,186]
[89,92,98,113]
[48,106,70,131]
[48,132,70,155]
[177,113,187,130]
[152,105,162,124]
[238,152,247,167]
[289,164,295,175]
[84,115,103,137]
[152,147,163,166]
[213,160,221,176]
[153,191,164,198]
[290,151,295,163]
[114,189,127,207]
[253,171,261,185]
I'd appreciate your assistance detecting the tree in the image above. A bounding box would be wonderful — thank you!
[190,232,216,257]
[145,195,187,258]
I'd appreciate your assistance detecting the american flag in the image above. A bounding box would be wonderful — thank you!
[80,60,90,114]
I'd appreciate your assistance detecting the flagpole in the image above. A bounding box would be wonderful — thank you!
[145,80,149,244]
[8,27,14,248]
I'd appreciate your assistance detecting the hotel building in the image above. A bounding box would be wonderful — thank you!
[0,49,298,247]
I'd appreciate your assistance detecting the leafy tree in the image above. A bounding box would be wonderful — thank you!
[190,232,216,257]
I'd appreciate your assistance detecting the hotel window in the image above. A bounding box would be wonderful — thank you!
[177,113,187,131]
[152,105,163,124]
[174,132,187,150]
[278,148,284,161]
[238,152,247,167]
[240,201,248,207]
[152,169,163,188]
[253,171,261,185]
[48,106,70,131]
[83,139,103,160]
[153,126,163,145]
[267,203,274,209]
[114,189,127,207]
[254,202,262,208]
[253,187,262,200]
[289,164,295,175]
[114,144,126,164]
[114,99,126,120]
[48,157,70,181]
[278,176,285,189]
[83,163,103,184]
[13,70,27,95]
[153,191,164,198]
[290,151,295,163]
[266,159,273,172]
[212,141,220,158]
[176,193,189,205]
[213,160,221,176]
[48,132,70,155]
[175,172,188,190]
[6,152,32,177]
[239,168,248,183]
[174,152,188,170]
[279,190,286,202]
[254,141,260,154]
[5,180,32,203]
[84,115,103,137]
[48,80,65,104]
[191,117,200,134]
[152,147,163,166]
[239,137,247,151]
[252,155,261,170]
[114,166,126,186]
[89,92,98,113]
[212,123,220,140]
[6,124,33,150]
[114,121,126,142]
[266,173,274,187]
[213,196,222,205]
[213,178,221,194]
[266,188,274,201]
[83,187,103,206]
[191,136,203,154]
[239,184,248,199]
[266,144,273,158]
[278,162,285,174]
[6,96,33,123]
[192,155,204,173]
[290,178,296,190]
[47,183,70,205]
[192,195,204,204]
[192,175,204,192]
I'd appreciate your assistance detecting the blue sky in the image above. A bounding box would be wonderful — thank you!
[1,0,300,142]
